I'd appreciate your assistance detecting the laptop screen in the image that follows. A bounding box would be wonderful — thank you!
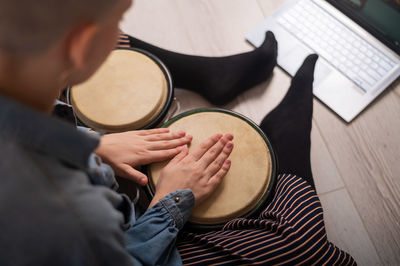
[327,0,400,54]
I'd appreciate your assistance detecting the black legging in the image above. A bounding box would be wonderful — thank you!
[124,34,318,190]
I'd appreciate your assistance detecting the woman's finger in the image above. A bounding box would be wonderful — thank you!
[117,164,148,186]
[204,141,233,177]
[198,134,233,168]
[189,134,223,161]
[139,147,186,164]
[148,135,192,150]
[144,130,186,141]
[136,128,170,136]
[169,145,189,165]
[207,160,231,188]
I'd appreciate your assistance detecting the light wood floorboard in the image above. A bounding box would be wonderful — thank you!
[313,96,400,265]
[121,0,193,52]
[320,188,381,265]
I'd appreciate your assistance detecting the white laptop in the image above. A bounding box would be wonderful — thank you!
[246,0,400,122]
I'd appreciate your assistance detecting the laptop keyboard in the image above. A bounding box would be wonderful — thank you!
[276,0,397,92]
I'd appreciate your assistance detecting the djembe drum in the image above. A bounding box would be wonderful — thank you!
[68,47,174,133]
[147,108,277,230]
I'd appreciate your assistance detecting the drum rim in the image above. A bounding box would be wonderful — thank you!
[67,47,174,132]
[145,107,277,231]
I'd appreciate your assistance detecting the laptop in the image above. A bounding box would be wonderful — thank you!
[246,0,400,122]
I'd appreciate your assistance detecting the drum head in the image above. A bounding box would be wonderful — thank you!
[70,48,170,132]
[148,109,276,226]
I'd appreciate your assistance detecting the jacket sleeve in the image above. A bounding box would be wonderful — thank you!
[125,189,195,266]
[67,172,194,266]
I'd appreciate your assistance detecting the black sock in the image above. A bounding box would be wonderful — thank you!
[127,32,277,105]
[260,54,318,189]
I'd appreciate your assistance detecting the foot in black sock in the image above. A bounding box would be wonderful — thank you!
[126,32,277,105]
[189,31,278,105]
[260,54,319,189]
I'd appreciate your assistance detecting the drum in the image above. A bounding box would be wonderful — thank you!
[147,108,277,230]
[68,47,175,133]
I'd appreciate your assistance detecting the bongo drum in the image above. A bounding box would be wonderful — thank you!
[147,108,277,230]
[68,47,174,133]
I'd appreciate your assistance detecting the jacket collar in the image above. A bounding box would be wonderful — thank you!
[0,95,99,170]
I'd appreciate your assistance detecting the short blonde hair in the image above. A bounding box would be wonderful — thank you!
[0,0,118,54]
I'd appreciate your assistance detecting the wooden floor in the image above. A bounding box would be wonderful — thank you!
[121,1,400,265]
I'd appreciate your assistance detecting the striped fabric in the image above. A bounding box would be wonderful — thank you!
[116,33,355,265]
[177,174,356,265]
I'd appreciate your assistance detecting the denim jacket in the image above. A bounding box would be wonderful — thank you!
[0,95,195,266]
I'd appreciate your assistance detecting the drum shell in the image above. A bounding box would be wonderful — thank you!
[67,47,175,133]
[145,108,277,231]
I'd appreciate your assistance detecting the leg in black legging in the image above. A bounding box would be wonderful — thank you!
[260,54,318,190]
[127,32,278,105]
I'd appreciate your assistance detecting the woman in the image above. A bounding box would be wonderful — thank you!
[106,32,356,264]
[90,30,356,264]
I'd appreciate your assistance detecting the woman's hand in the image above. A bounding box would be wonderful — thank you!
[95,128,193,185]
[149,133,234,208]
